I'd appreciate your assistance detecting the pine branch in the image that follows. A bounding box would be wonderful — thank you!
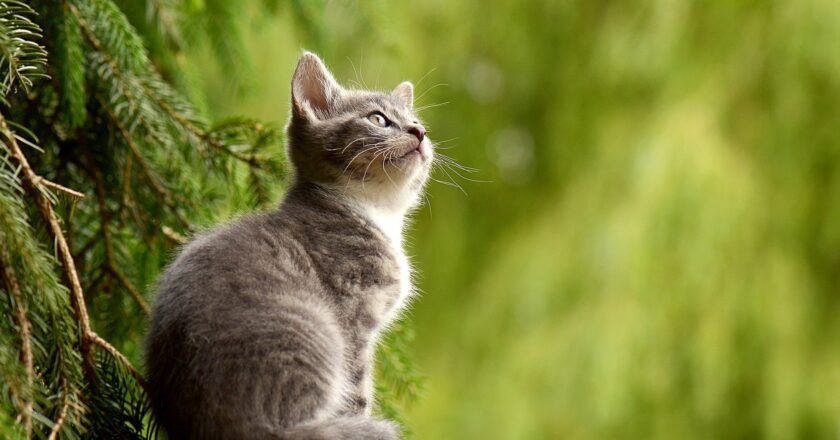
[31,176,85,199]
[81,145,151,314]
[0,243,33,439]
[50,1,87,128]
[0,112,147,395]
[46,378,70,440]
[89,333,148,391]
[0,111,97,380]
[94,93,192,231]
[0,1,49,98]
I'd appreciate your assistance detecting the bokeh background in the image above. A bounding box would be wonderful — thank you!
[185,1,840,438]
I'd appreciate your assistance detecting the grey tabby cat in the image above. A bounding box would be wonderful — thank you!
[146,52,432,439]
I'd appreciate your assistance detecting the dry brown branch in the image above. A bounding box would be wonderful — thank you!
[33,177,86,199]
[0,113,96,381]
[89,333,149,392]
[1,113,148,395]
[162,225,187,245]
[0,243,34,439]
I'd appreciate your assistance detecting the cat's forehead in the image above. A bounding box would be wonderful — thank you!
[336,90,410,116]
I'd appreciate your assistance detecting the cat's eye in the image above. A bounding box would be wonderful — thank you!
[367,112,390,127]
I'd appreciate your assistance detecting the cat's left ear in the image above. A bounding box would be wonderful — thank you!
[292,51,342,120]
[392,81,414,109]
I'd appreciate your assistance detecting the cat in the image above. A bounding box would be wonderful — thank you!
[145,51,432,440]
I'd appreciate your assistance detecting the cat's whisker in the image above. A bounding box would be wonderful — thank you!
[344,144,388,193]
[436,158,489,184]
[436,166,468,195]
[431,137,459,146]
[414,101,450,113]
[414,83,448,104]
[434,153,480,174]
[380,153,399,192]
[428,174,465,192]
[331,136,386,155]
[347,56,369,90]
[360,147,392,189]
[341,142,389,177]
[414,68,438,90]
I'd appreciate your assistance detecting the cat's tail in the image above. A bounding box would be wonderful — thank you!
[279,416,399,440]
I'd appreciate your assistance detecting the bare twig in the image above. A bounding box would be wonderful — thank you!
[32,177,86,199]
[162,225,187,245]
[0,243,34,439]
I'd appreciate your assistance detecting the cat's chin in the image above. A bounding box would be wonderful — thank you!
[395,140,431,164]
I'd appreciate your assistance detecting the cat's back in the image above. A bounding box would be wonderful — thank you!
[151,210,318,325]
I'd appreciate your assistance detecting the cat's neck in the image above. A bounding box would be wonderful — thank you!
[285,180,414,246]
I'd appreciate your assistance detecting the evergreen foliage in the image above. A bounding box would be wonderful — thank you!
[0,1,421,437]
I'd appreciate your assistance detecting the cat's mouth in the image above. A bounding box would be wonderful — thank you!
[399,142,427,161]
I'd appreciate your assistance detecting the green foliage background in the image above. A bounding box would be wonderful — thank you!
[194,1,840,438]
[1,0,839,439]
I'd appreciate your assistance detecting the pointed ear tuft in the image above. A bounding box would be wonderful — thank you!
[392,81,414,109]
[292,51,342,119]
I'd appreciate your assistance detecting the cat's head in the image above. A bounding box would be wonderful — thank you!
[285,52,432,211]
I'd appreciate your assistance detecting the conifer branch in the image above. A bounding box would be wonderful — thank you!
[89,332,148,391]
[46,379,70,440]
[0,243,34,439]
[117,154,132,223]
[81,144,151,315]
[94,93,192,231]
[1,112,148,394]
[0,1,49,97]
[31,176,85,199]
[0,113,96,377]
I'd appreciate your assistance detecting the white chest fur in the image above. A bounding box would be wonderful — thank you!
[359,203,414,323]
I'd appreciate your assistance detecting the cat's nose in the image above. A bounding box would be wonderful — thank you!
[407,125,426,142]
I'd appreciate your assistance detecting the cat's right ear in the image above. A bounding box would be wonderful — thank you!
[292,52,342,120]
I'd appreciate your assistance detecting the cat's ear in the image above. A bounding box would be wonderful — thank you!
[292,51,342,120]
[392,81,414,109]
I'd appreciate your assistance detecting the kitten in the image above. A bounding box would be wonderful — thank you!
[145,52,432,440]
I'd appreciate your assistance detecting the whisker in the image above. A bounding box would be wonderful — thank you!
[434,153,479,173]
[415,101,450,113]
[381,153,399,191]
[341,142,389,176]
[414,68,438,90]
[415,83,449,104]
[361,147,392,188]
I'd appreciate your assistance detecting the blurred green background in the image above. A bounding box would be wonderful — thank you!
[187,1,840,438]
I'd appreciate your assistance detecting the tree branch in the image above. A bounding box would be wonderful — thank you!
[32,177,86,199]
[0,112,97,382]
[0,243,33,439]
[46,379,69,440]
[1,113,148,395]
[81,146,151,315]
[94,93,192,232]
[89,333,149,392]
